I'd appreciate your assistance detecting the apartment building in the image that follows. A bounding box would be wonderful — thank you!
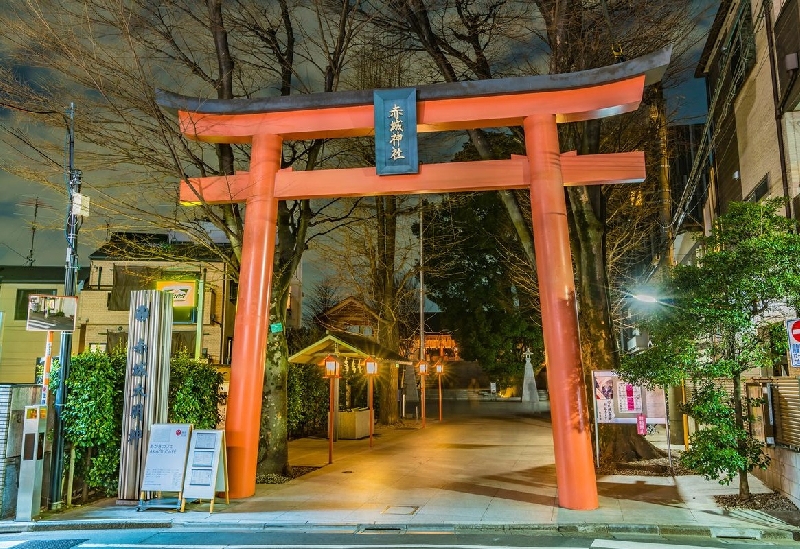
[695,0,799,219]
[78,232,236,363]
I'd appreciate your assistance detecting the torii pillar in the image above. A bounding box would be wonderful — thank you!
[159,46,671,510]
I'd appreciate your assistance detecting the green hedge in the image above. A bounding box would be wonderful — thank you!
[168,351,224,429]
[61,352,126,494]
[59,350,223,496]
[287,363,328,438]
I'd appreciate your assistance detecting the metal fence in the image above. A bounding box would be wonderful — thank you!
[683,377,800,451]
[743,377,800,450]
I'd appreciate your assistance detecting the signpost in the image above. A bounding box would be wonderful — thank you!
[786,318,800,367]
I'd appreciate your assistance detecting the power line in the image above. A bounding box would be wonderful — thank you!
[645,2,753,281]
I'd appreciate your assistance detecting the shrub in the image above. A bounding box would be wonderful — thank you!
[60,350,126,495]
[168,351,224,429]
[58,349,223,497]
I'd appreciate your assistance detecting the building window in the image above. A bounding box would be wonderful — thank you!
[89,343,107,353]
[746,174,769,203]
[15,289,57,321]
[228,280,238,304]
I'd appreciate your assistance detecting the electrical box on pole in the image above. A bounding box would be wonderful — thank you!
[16,406,47,521]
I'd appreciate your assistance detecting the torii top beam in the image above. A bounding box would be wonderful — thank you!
[157,46,671,143]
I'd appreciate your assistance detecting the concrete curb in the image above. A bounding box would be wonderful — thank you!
[0,519,797,540]
[0,519,174,533]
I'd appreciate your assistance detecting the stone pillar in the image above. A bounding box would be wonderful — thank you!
[520,349,539,413]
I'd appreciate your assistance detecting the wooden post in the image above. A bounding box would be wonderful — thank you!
[524,113,598,510]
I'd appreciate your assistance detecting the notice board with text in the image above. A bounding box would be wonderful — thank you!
[181,429,229,512]
[140,423,192,493]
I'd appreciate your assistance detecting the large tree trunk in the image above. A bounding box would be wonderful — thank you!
[377,317,400,425]
[568,120,663,464]
[259,292,291,477]
[375,196,400,424]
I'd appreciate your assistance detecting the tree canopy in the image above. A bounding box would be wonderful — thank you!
[618,200,800,497]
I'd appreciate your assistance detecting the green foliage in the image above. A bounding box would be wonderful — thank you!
[287,363,328,438]
[168,352,224,429]
[764,321,789,375]
[57,349,223,496]
[680,425,768,485]
[60,351,126,495]
[618,201,800,495]
[422,190,545,387]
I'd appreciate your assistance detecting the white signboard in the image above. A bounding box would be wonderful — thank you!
[140,424,192,492]
[181,429,228,511]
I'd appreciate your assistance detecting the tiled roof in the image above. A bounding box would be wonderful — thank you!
[0,266,90,283]
[89,232,231,262]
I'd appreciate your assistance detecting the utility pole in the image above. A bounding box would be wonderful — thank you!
[50,103,81,510]
[419,197,425,363]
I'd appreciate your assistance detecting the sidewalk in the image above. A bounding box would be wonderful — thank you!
[3,400,799,540]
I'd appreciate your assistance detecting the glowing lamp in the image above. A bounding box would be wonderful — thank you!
[323,355,340,378]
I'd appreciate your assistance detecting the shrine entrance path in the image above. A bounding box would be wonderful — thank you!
[46,397,788,539]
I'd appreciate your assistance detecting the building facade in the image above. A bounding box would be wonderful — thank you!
[696,0,799,220]
[693,0,800,506]
[78,232,236,364]
[0,266,88,383]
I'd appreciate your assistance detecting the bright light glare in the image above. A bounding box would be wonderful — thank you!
[632,294,659,303]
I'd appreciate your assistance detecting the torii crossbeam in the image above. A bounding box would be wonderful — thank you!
[158,46,671,511]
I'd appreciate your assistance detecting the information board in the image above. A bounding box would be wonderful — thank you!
[140,424,192,493]
[592,371,672,468]
[592,371,667,424]
[181,429,228,512]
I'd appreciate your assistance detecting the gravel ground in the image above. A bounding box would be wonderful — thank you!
[257,465,319,485]
[597,456,693,476]
[716,492,800,527]
[716,492,799,513]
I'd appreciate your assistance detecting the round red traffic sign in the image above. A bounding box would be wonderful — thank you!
[790,319,800,343]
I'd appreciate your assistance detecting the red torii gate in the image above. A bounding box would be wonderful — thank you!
[159,47,670,510]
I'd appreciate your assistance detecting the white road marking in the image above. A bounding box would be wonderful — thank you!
[80,544,576,549]
[591,540,713,549]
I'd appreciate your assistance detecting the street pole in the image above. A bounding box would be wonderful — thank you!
[368,374,374,448]
[438,370,442,422]
[49,103,81,510]
[419,197,425,363]
[328,375,335,464]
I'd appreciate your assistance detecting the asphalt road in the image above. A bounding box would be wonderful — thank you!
[0,528,795,549]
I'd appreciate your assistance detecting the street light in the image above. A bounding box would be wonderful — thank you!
[435,361,444,421]
[322,355,340,464]
[629,292,679,309]
[418,360,428,428]
[626,291,689,450]
[364,357,378,448]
